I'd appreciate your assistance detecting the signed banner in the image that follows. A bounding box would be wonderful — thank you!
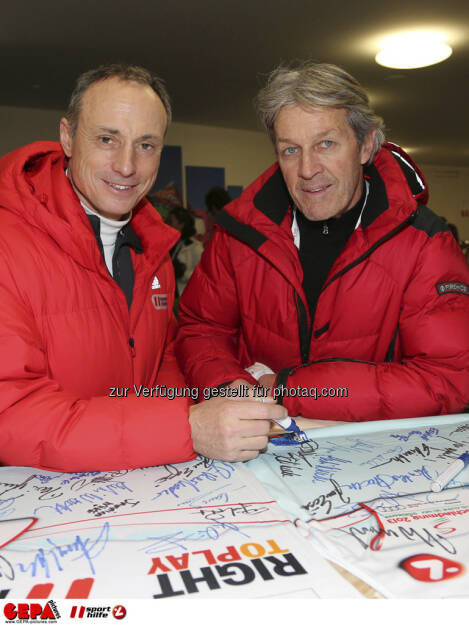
[303,487,469,598]
[0,459,358,599]
[247,414,469,598]
[248,414,469,522]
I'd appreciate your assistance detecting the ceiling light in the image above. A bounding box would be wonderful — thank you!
[375,31,452,69]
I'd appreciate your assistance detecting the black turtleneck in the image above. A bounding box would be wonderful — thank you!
[297,185,366,323]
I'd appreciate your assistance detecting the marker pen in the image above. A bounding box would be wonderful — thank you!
[273,415,308,441]
[431,452,469,492]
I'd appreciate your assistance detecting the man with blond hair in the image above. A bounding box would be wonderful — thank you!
[177,62,469,454]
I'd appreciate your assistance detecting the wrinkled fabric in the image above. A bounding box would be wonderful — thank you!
[177,143,469,421]
[0,141,195,471]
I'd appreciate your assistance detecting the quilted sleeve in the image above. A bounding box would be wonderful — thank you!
[276,231,469,421]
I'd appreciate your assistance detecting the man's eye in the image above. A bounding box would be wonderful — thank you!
[284,147,297,155]
[320,140,333,148]
[100,136,113,145]
[141,143,154,151]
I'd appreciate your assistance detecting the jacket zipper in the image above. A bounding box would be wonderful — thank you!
[294,292,312,364]
[322,211,417,293]
[287,356,378,377]
[293,210,417,368]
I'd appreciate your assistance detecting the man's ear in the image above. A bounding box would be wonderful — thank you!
[59,117,73,158]
[360,128,377,165]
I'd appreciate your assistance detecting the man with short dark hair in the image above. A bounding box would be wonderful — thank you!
[0,64,285,470]
[177,62,469,449]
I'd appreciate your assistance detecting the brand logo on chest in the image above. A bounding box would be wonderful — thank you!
[152,294,168,310]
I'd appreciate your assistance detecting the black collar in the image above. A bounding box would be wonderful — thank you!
[86,213,143,255]
[296,184,366,238]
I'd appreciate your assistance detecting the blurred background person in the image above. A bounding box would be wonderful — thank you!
[203,186,232,244]
[191,186,232,247]
[206,186,232,217]
[167,206,203,297]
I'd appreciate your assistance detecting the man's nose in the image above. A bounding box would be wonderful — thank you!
[112,144,136,177]
[298,150,323,179]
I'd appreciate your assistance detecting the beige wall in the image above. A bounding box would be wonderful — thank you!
[0,105,275,194]
[1,105,468,241]
[0,106,61,155]
[424,165,469,242]
[166,122,275,197]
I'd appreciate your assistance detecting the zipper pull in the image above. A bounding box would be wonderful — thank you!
[129,337,136,357]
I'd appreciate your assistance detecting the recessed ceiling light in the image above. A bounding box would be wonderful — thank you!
[375,30,452,69]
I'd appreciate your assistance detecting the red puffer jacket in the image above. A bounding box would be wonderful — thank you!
[177,144,469,421]
[0,142,195,470]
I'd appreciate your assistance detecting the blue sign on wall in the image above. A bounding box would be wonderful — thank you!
[186,165,226,211]
[153,145,183,196]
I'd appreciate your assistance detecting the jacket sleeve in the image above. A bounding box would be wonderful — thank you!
[176,232,257,392]
[155,315,194,390]
[0,270,195,472]
[276,232,469,421]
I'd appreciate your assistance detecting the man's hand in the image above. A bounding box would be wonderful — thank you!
[228,378,275,402]
[228,378,255,392]
[189,396,288,462]
[258,374,276,394]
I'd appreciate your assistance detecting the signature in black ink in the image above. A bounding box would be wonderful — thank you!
[153,457,225,488]
[0,476,37,498]
[273,441,319,478]
[449,423,469,436]
[192,503,269,522]
[301,479,351,517]
[342,523,456,555]
[67,471,130,492]
[87,498,140,517]
[369,443,435,469]
[434,436,469,461]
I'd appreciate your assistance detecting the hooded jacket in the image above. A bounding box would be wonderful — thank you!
[0,142,195,471]
[176,143,469,421]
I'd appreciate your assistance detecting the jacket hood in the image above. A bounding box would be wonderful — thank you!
[217,142,429,235]
[211,142,430,308]
[373,142,428,206]
[0,141,179,272]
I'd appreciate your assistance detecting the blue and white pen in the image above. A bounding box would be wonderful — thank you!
[273,415,308,442]
[431,452,469,492]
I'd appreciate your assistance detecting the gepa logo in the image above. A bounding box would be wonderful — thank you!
[3,600,60,621]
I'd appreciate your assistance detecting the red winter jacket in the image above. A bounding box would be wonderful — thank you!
[0,142,195,471]
[176,144,469,421]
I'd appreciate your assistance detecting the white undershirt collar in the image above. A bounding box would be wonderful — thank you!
[66,168,131,275]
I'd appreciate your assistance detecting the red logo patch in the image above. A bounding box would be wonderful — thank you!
[112,605,126,620]
[400,554,465,582]
[152,294,168,310]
